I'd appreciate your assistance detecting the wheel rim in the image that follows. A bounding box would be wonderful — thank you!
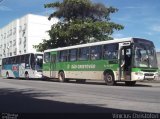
[105,74,113,83]
[25,74,29,79]
[59,72,64,82]
[6,73,9,78]
[104,73,115,85]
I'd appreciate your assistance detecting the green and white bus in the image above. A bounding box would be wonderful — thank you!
[43,37,158,85]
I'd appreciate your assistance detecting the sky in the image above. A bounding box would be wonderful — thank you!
[0,0,160,51]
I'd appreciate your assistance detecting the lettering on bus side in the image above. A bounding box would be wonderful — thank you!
[70,64,96,69]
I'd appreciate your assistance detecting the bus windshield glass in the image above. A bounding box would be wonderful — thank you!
[35,54,43,71]
[134,43,157,68]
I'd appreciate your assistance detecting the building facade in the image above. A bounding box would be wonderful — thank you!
[0,14,58,65]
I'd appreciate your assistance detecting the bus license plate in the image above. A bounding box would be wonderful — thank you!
[145,76,154,79]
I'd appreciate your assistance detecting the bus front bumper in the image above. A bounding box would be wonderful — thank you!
[132,72,158,81]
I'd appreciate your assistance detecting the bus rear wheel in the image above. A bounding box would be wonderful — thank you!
[6,72,9,79]
[58,71,66,82]
[104,72,115,86]
[25,72,29,79]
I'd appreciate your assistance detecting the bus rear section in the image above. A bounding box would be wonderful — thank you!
[1,53,43,79]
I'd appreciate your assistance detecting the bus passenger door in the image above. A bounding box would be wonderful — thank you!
[50,54,56,78]
[119,42,132,81]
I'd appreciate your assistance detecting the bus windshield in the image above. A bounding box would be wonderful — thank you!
[133,44,157,68]
[35,54,43,71]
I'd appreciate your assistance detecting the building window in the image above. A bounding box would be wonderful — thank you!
[1,35,3,40]
[10,52,12,56]
[24,24,26,30]
[10,29,12,36]
[7,31,9,38]
[22,24,26,36]
[13,27,16,35]
[24,50,26,53]
[10,41,12,47]
[24,37,26,44]
[4,33,6,39]
[4,44,6,48]
[19,26,22,32]
[7,43,10,49]
[24,44,26,48]
[19,50,21,54]
[19,38,22,45]
[13,40,16,46]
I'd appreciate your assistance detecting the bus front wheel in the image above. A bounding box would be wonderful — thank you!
[104,72,115,86]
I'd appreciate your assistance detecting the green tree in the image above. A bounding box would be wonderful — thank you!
[34,0,124,51]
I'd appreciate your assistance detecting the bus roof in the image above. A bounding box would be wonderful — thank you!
[44,37,152,52]
[2,52,43,59]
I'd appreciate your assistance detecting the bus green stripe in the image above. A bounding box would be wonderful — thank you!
[43,60,119,71]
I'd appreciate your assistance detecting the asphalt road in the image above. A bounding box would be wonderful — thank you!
[0,78,160,113]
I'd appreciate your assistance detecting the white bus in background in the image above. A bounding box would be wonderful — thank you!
[1,52,43,79]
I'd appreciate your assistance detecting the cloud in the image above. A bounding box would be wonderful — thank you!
[151,25,160,32]
[144,32,154,36]
[38,9,55,16]
[156,48,160,52]
[112,33,125,38]
[0,6,12,11]
[124,6,142,9]
[123,6,157,10]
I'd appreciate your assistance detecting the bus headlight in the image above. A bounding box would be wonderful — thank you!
[135,72,144,76]
[154,72,159,77]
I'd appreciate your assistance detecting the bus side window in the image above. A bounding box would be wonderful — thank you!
[30,54,35,70]
[79,47,89,61]
[16,56,20,64]
[2,58,6,69]
[20,55,25,63]
[103,44,118,60]
[5,58,8,65]
[90,45,102,60]
[44,52,50,63]
[13,57,16,64]
[25,54,30,68]
[2,58,5,65]
[69,49,77,61]
[8,57,12,64]
[59,50,68,62]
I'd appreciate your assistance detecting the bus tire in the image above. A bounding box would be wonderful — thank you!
[25,72,29,79]
[125,81,136,86]
[104,72,115,86]
[58,71,65,82]
[6,72,9,79]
